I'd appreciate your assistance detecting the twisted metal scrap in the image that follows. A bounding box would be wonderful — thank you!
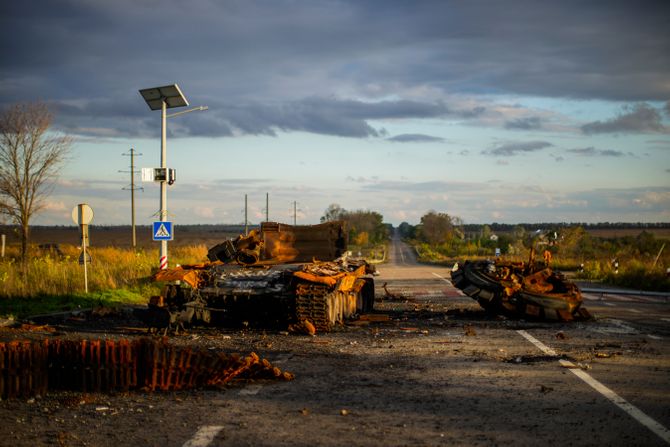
[0,338,293,399]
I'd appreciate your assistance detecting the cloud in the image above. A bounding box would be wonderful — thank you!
[47,96,488,139]
[646,139,670,148]
[387,134,444,143]
[204,97,483,139]
[566,147,625,157]
[359,180,480,193]
[504,116,543,130]
[483,141,553,157]
[581,104,667,134]
[3,1,669,142]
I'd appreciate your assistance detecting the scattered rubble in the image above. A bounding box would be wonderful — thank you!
[0,337,293,399]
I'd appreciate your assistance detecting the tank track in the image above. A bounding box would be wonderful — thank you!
[295,283,335,331]
[294,283,362,332]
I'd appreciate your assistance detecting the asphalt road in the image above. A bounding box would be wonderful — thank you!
[2,236,669,447]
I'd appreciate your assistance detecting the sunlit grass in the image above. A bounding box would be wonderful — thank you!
[0,244,208,318]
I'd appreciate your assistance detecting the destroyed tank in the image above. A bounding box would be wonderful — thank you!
[451,249,590,321]
[146,221,376,332]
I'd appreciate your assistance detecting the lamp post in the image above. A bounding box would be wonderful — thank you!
[139,84,206,270]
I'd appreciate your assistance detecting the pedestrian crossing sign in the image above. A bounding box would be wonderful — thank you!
[152,221,173,241]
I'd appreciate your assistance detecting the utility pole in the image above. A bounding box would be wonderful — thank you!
[244,194,248,235]
[293,201,297,225]
[266,192,269,222]
[120,148,143,248]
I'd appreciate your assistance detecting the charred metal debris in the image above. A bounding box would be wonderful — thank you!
[146,221,376,333]
[0,337,293,399]
[451,253,591,321]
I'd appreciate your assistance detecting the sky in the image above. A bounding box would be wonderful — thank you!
[1,0,669,227]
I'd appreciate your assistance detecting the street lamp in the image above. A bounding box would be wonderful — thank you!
[139,83,205,270]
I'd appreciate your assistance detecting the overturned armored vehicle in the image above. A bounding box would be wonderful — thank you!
[451,251,590,321]
[147,221,376,332]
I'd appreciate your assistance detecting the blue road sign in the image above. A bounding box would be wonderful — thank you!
[153,221,174,241]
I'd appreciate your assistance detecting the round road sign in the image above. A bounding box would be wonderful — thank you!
[72,204,94,225]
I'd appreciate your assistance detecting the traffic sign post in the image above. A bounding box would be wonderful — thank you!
[72,204,94,293]
[153,221,174,241]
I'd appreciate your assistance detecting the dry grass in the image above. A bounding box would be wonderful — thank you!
[0,244,208,299]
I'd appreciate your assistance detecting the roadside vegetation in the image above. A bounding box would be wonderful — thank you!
[321,203,389,262]
[400,212,670,292]
[0,244,207,318]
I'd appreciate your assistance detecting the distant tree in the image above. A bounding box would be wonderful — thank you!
[346,210,386,244]
[320,203,346,223]
[511,225,526,240]
[481,224,492,240]
[558,226,595,260]
[418,210,458,245]
[397,221,415,239]
[0,103,71,261]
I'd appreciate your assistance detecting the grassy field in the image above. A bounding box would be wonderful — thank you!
[0,242,208,319]
[1,224,667,319]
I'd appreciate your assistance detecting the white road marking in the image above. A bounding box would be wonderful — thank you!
[239,384,263,395]
[661,318,670,323]
[272,353,293,364]
[431,272,451,283]
[517,330,670,444]
[647,334,663,340]
[628,308,642,313]
[182,426,224,447]
[602,302,616,306]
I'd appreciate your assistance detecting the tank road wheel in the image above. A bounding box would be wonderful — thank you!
[457,261,505,314]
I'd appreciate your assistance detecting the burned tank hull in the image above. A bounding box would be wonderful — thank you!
[147,221,375,332]
[451,259,590,321]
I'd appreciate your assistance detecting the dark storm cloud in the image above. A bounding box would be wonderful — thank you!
[566,147,625,157]
[46,96,471,139]
[209,98,480,138]
[387,134,445,143]
[199,98,460,138]
[504,117,543,130]
[483,141,553,157]
[581,104,667,134]
[2,1,669,138]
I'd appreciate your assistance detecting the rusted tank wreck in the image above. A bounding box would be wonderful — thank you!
[147,221,376,332]
[451,250,590,321]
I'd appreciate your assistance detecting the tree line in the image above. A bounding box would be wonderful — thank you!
[320,204,388,246]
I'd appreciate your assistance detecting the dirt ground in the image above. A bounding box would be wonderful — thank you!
[1,238,669,446]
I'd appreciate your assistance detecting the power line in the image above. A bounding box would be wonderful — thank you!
[120,148,143,248]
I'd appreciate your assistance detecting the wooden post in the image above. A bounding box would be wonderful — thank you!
[81,224,89,294]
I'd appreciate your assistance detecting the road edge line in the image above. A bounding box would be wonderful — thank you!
[182,425,224,447]
[517,330,670,445]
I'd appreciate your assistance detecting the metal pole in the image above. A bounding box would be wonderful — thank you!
[266,192,269,222]
[121,148,142,249]
[130,148,137,249]
[244,194,248,235]
[159,100,168,270]
[81,223,89,294]
[293,201,297,225]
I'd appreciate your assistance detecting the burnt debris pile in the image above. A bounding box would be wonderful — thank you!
[0,337,293,399]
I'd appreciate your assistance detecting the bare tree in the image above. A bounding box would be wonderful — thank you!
[0,103,71,260]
